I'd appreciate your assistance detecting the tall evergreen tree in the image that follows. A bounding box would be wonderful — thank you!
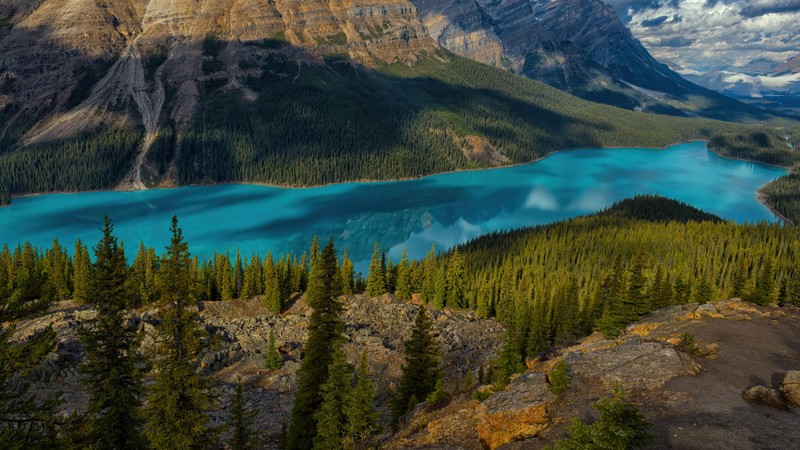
[288,239,343,450]
[339,249,354,296]
[144,216,213,449]
[420,245,437,304]
[750,256,775,306]
[264,329,282,370]
[263,254,282,314]
[391,306,441,423]
[72,239,91,304]
[732,256,749,299]
[227,380,259,450]
[433,266,447,309]
[395,248,413,301]
[312,345,352,450]
[77,215,146,450]
[346,352,380,447]
[365,243,386,297]
[446,249,465,308]
[692,277,714,304]
[494,322,525,388]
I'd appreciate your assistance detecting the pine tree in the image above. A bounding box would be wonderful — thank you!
[339,248,354,295]
[72,239,91,304]
[494,322,524,388]
[227,380,260,450]
[391,306,441,423]
[395,248,413,301]
[628,253,649,316]
[234,249,244,299]
[287,239,344,450]
[346,352,380,447]
[144,216,213,449]
[446,248,465,308]
[692,277,714,304]
[264,254,282,314]
[420,245,437,303]
[732,255,749,299]
[365,243,386,297]
[77,215,146,450]
[750,256,775,306]
[265,329,282,370]
[433,266,447,309]
[312,345,352,450]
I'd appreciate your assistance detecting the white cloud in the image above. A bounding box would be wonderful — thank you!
[613,0,800,92]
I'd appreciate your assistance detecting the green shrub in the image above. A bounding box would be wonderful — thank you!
[549,391,655,449]
[547,360,570,395]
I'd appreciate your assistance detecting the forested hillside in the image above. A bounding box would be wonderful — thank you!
[2,196,800,447]
[2,52,795,206]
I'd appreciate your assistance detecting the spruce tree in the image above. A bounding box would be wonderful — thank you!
[264,254,282,314]
[628,253,649,316]
[287,239,343,450]
[144,216,213,449]
[732,256,749,299]
[365,243,386,297]
[227,380,259,450]
[433,266,447,309]
[395,248,413,301]
[312,345,352,450]
[265,329,282,370]
[750,256,775,306]
[445,248,465,308]
[692,277,714,304]
[495,322,525,388]
[420,245,437,303]
[339,248,354,295]
[391,306,441,423]
[346,352,380,447]
[77,215,146,450]
[72,239,91,304]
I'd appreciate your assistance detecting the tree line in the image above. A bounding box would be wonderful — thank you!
[2,197,800,447]
[1,216,447,449]
[3,53,796,208]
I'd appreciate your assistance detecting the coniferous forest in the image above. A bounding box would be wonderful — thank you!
[1,196,799,447]
[2,53,798,217]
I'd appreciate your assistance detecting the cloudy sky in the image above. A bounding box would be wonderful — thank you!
[604,0,800,93]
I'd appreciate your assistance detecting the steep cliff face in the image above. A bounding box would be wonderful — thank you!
[410,0,764,119]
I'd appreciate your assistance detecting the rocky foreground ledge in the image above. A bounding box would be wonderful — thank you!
[9,298,800,449]
[388,300,800,450]
[9,294,503,445]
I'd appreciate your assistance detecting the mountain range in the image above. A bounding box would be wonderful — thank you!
[0,0,788,200]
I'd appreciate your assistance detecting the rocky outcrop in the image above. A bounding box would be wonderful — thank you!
[475,372,553,449]
[10,294,503,444]
[388,300,800,449]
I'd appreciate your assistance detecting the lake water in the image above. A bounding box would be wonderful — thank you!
[0,142,787,271]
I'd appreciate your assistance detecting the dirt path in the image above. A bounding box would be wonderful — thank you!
[651,316,800,449]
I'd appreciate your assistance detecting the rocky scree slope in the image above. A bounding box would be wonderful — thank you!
[387,300,800,450]
[9,293,502,446]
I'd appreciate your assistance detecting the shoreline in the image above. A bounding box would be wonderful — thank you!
[5,139,708,202]
[3,139,794,224]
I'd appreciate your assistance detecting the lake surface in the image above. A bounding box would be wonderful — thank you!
[0,142,787,272]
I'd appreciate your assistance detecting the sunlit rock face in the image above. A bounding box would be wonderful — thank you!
[0,0,437,144]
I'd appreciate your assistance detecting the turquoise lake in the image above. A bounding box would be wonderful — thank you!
[0,142,787,271]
